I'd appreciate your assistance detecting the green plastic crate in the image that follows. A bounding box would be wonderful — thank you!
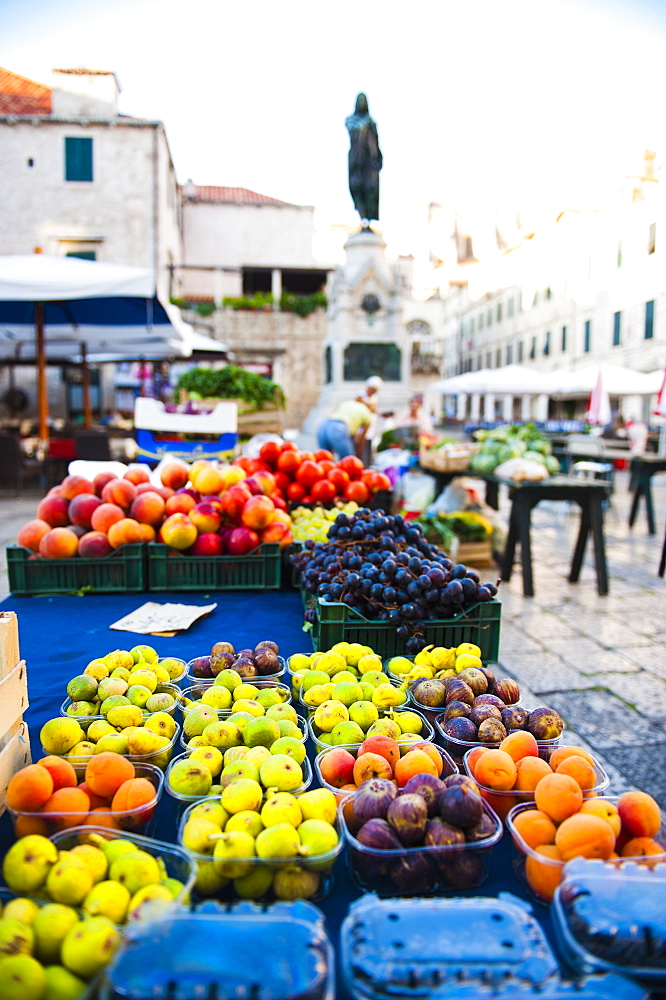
[311,597,501,662]
[147,542,281,591]
[6,544,146,596]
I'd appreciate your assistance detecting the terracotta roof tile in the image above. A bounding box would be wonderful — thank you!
[0,67,51,116]
[185,186,292,206]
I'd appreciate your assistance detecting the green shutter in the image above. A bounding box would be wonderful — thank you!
[65,137,93,181]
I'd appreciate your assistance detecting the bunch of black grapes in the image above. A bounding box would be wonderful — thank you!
[290,508,498,653]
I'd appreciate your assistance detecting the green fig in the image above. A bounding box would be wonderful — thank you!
[2,835,58,894]
[108,849,161,896]
[33,903,80,964]
[43,965,87,1000]
[0,955,46,1000]
[82,880,131,923]
[61,916,119,979]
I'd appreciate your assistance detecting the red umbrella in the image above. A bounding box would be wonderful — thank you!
[653,367,666,417]
[585,370,612,426]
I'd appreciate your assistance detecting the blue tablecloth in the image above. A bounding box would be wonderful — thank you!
[0,588,556,998]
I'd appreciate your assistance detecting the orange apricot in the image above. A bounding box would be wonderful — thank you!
[618,790,662,838]
[548,744,595,770]
[534,772,583,823]
[111,777,156,812]
[408,742,445,777]
[515,756,552,792]
[621,836,665,859]
[82,807,121,830]
[6,764,54,812]
[555,812,616,861]
[580,798,621,838]
[512,808,557,849]
[525,844,563,902]
[41,787,91,828]
[499,730,539,763]
[393,749,438,788]
[555,755,597,791]
[474,749,517,791]
[478,788,518,821]
[37,756,78,792]
[466,746,488,777]
[85,752,136,799]
[13,815,48,838]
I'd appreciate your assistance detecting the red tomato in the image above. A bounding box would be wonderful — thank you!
[311,479,337,504]
[259,441,281,466]
[338,455,364,480]
[272,496,288,510]
[273,471,291,495]
[244,458,270,476]
[361,470,376,488]
[286,481,307,502]
[345,480,370,504]
[277,451,301,474]
[233,456,254,473]
[296,461,323,488]
[371,471,392,492]
[299,451,315,463]
[314,449,334,463]
[327,468,350,495]
[280,441,298,452]
[318,460,335,476]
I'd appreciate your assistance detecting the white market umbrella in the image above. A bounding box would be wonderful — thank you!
[585,370,612,426]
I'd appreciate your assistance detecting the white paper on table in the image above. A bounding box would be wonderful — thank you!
[109,602,217,635]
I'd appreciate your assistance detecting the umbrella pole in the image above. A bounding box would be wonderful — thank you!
[35,302,48,448]
[81,342,92,428]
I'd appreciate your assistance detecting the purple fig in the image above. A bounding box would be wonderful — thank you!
[387,794,428,846]
[528,707,564,740]
[255,640,279,654]
[391,852,435,893]
[356,818,403,851]
[465,812,498,844]
[501,706,530,731]
[441,851,484,888]
[402,774,445,816]
[411,678,449,708]
[253,648,280,676]
[469,704,502,727]
[457,668,488,696]
[477,718,507,743]
[441,716,478,742]
[354,778,397,824]
[443,701,471,722]
[232,657,258,679]
[473,693,505,710]
[210,651,235,675]
[493,678,520,705]
[189,656,213,679]
[211,641,235,656]
[438,783,483,829]
[424,817,465,848]
[480,667,496,691]
[445,679,474,706]
[444,774,480,794]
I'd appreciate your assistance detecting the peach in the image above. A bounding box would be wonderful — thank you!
[86,753,136,798]
[155,486,175,501]
[107,518,145,549]
[68,493,103,529]
[39,527,79,559]
[555,755,596,791]
[252,470,277,496]
[618,790,662,838]
[37,756,77,792]
[124,464,151,485]
[130,491,166,526]
[219,465,247,489]
[67,525,86,538]
[393,748,438,787]
[92,472,118,497]
[534,772,583,823]
[511,808,557,849]
[220,485,252,521]
[91,503,125,534]
[36,495,70,527]
[41,787,91,828]
[241,495,275,531]
[189,459,212,480]
[357,735,400,772]
[525,844,563,901]
[190,532,225,556]
[353,751,393,786]
[499,730,539,763]
[6,764,54,811]
[165,493,197,516]
[319,747,357,788]
[138,523,156,542]
[226,527,259,555]
[475,749,517,791]
[60,475,94,500]
[580,798,622,838]
[159,461,190,491]
[189,502,222,534]
[101,478,137,511]
[548,745,596,770]
[78,531,113,558]
[271,509,293,529]
[515,756,552,792]
[261,522,290,546]
[17,519,51,552]
[555,812,616,861]
[191,466,225,496]
[160,513,198,551]
[136,482,160,496]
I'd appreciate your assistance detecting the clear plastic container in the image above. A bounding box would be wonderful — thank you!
[184,654,287,685]
[462,747,610,822]
[308,707,435,755]
[179,715,307,752]
[9,762,164,838]
[553,858,666,984]
[177,795,343,902]
[165,749,313,811]
[435,712,563,766]
[340,792,502,897]
[180,678,292,723]
[299,676,406,716]
[507,798,666,905]
[42,725,180,776]
[60,682,181,731]
[156,655,188,685]
[100,899,334,1000]
[50,824,197,916]
[411,686,521,729]
[314,742,457,801]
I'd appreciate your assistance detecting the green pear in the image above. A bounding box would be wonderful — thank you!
[2,835,58,893]
[33,904,80,964]
[43,965,87,1000]
[0,917,33,958]
[61,916,120,979]
[109,849,161,896]
[82,880,131,923]
[0,955,45,1000]
[46,855,94,907]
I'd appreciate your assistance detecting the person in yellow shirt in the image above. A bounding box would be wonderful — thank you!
[317,399,373,459]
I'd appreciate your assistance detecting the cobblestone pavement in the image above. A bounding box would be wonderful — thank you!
[1,468,665,804]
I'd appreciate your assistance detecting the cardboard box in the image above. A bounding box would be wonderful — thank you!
[0,612,20,680]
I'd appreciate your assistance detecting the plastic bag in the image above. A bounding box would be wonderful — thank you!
[494,457,549,482]
[397,470,437,512]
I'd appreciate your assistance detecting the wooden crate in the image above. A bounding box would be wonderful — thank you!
[456,539,495,568]
[0,721,32,815]
[0,661,29,739]
[0,612,20,681]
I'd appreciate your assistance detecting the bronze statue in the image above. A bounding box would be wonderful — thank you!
[346,93,382,226]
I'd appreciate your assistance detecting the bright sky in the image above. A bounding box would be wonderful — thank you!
[3,0,666,273]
